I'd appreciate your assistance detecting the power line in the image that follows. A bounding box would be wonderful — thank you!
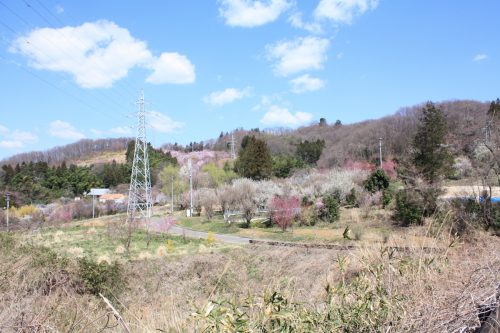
[25,0,137,101]
[0,0,133,117]
[0,54,115,120]
[28,0,140,97]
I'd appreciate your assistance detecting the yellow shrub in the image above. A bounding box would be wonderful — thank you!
[206,232,215,245]
[14,205,38,218]
[166,239,175,253]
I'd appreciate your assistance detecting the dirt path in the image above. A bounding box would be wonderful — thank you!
[442,186,500,197]
[149,216,251,245]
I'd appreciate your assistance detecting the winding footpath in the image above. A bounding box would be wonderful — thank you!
[149,216,251,245]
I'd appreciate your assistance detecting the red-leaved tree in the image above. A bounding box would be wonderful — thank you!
[270,196,300,231]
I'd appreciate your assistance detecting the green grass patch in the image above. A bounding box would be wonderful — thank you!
[178,216,241,234]
[19,225,226,262]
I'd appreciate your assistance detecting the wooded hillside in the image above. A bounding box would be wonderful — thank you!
[1,100,490,169]
[1,138,131,166]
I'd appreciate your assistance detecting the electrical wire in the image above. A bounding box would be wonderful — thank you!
[0,0,134,119]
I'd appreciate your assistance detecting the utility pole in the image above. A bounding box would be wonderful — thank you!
[379,138,383,169]
[92,194,95,218]
[171,175,174,215]
[127,90,153,231]
[188,158,193,217]
[230,133,236,159]
[5,192,10,232]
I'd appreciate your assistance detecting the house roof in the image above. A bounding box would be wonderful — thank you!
[100,193,126,200]
[88,188,111,196]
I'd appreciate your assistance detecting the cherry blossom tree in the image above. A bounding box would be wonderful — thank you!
[270,196,300,231]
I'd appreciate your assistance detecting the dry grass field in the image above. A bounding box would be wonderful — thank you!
[0,212,498,332]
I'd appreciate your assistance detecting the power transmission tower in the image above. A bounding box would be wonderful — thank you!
[126,90,153,232]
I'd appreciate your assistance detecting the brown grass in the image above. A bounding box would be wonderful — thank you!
[71,150,126,166]
[0,225,498,332]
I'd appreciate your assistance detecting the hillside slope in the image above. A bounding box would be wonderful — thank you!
[1,99,492,168]
[1,138,131,166]
[211,99,490,168]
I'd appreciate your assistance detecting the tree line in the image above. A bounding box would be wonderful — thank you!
[0,140,178,206]
[1,138,131,166]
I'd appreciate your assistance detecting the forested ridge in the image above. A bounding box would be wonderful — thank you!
[1,100,490,170]
[1,138,131,166]
[212,99,491,168]
[0,141,177,205]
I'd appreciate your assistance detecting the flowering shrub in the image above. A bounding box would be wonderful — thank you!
[12,205,38,218]
[452,156,473,179]
[344,160,375,172]
[198,188,218,220]
[344,159,397,179]
[381,160,398,178]
[153,216,177,233]
[171,150,230,173]
[48,206,73,223]
[270,196,300,231]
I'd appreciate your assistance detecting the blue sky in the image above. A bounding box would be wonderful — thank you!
[0,0,498,159]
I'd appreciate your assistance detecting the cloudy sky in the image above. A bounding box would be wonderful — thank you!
[0,0,498,159]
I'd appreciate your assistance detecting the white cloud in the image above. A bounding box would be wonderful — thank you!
[0,125,38,149]
[49,120,85,140]
[203,87,252,106]
[314,0,379,24]
[11,130,38,143]
[0,140,23,149]
[146,52,195,84]
[266,36,330,76]
[10,20,196,88]
[109,126,132,135]
[251,95,272,112]
[290,74,325,93]
[147,111,183,133]
[260,105,312,127]
[473,54,488,62]
[288,12,323,34]
[219,0,291,27]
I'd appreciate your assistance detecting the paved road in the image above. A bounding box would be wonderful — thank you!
[149,216,251,245]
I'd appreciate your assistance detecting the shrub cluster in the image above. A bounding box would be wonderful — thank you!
[364,169,390,193]
[446,197,500,237]
[77,257,124,298]
[394,186,441,226]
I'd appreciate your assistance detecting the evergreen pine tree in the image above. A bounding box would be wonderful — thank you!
[234,136,272,180]
[412,102,453,183]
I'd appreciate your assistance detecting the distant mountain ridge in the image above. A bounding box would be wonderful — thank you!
[1,99,492,168]
[1,138,131,166]
[210,99,490,168]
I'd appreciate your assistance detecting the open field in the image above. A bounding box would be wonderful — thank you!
[0,219,498,332]
[72,150,127,166]
[18,223,229,262]
[177,207,443,249]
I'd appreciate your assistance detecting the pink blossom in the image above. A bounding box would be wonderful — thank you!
[151,216,177,233]
[270,196,300,232]
[344,160,375,172]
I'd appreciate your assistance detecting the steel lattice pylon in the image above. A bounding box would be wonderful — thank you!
[127,90,153,226]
